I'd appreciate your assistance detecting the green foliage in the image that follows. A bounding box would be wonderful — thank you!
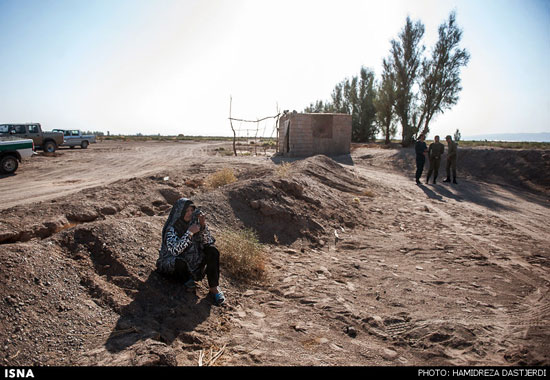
[417,12,470,137]
[304,66,378,143]
[375,58,397,144]
[389,16,425,147]
[304,12,469,148]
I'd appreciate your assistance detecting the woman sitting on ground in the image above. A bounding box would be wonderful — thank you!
[156,198,225,306]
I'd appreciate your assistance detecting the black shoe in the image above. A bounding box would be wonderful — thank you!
[453,180,458,184]
[433,180,436,184]
[416,179,421,184]
[443,178,450,183]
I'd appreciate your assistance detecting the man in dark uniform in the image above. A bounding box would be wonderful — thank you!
[443,135,458,184]
[426,135,445,184]
[414,134,428,184]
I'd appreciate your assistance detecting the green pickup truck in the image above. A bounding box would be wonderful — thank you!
[0,138,34,174]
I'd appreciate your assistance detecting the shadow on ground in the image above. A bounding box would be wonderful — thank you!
[416,180,517,212]
[105,271,212,353]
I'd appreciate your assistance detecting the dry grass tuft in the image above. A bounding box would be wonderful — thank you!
[361,189,376,198]
[217,228,266,283]
[275,162,293,178]
[205,168,237,189]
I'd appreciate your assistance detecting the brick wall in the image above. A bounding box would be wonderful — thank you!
[278,113,351,157]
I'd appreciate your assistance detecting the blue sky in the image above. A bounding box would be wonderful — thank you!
[0,0,548,139]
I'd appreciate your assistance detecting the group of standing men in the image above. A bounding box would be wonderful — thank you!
[415,134,458,185]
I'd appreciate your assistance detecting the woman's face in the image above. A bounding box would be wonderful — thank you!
[183,206,194,222]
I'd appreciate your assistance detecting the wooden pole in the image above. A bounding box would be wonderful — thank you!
[229,96,237,156]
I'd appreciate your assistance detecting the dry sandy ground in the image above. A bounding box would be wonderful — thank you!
[0,140,549,366]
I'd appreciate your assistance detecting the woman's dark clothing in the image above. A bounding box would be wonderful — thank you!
[157,198,217,284]
[174,246,220,287]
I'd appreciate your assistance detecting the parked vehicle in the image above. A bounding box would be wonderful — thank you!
[0,137,34,174]
[0,123,63,153]
[52,129,96,149]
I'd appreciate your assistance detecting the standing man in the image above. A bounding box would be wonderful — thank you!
[415,134,428,184]
[426,135,445,184]
[443,135,458,184]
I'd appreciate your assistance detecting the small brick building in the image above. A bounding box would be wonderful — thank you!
[278,112,352,157]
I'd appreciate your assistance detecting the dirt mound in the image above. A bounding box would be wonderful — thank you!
[0,217,231,366]
[0,154,379,365]
[192,155,375,245]
[457,148,550,193]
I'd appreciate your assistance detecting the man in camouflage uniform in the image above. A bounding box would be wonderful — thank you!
[443,135,458,184]
[426,135,445,184]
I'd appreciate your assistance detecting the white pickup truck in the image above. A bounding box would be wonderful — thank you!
[52,129,96,149]
[0,138,34,174]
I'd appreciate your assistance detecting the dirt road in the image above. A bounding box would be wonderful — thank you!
[1,140,548,366]
[0,140,225,210]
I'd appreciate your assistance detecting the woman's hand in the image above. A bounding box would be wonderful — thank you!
[198,214,206,228]
[188,224,200,234]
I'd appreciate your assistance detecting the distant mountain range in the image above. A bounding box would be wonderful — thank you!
[462,132,550,142]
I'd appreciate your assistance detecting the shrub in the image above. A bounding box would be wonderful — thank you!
[361,189,376,198]
[275,162,293,178]
[217,228,266,283]
[205,168,237,189]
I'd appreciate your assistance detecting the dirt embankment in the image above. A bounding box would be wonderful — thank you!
[1,141,549,366]
[357,145,550,195]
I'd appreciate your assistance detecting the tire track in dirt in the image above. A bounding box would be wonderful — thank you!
[351,158,549,365]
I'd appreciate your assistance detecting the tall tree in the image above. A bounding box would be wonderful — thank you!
[353,67,377,142]
[389,16,425,147]
[416,12,470,136]
[304,100,327,113]
[303,67,378,142]
[330,82,344,113]
[375,57,397,144]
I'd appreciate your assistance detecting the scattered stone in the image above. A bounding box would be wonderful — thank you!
[0,230,20,244]
[158,188,182,205]
[364,315,383,328]
[345,326,357,338]
[66,209,99,223]
[382,348,399,360]
[140,205,155,216]
[251,310,265,318]
[99,206,117,215]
